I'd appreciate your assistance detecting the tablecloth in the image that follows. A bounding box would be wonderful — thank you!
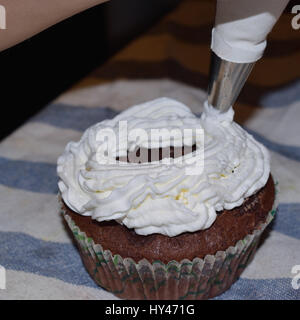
[0,0,299,300]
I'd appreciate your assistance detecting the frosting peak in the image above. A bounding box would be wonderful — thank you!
[57,97,270,237]
[201,101,234,123]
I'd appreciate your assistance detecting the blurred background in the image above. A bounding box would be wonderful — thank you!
[0,0,299,140]
[0,0,181,140]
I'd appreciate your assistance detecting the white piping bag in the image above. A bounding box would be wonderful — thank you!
[207,0,290,112]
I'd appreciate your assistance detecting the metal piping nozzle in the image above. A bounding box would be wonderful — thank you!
[207,51,255,112]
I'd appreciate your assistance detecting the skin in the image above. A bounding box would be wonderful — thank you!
[0,0,109,51]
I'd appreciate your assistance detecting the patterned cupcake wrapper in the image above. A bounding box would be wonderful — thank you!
[59,183,278,300]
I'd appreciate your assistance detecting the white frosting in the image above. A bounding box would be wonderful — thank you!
[57,97,270,237]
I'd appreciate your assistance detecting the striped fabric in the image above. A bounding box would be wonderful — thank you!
[0,0,300,300]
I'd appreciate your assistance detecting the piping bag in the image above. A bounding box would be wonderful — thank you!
[207,0,289,113]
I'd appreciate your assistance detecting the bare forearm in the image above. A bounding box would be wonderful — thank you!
[0,0,109,51]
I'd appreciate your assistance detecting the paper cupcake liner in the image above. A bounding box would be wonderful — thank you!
[59,182,278,300]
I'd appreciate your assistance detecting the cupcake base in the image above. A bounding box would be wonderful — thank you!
[59,178,277,300]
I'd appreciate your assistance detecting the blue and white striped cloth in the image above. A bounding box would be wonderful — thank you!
[0,76,299,300]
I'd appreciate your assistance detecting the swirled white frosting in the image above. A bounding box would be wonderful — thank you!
[57,97,270,237]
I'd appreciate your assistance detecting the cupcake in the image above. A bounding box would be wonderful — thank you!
[57,98,276,300]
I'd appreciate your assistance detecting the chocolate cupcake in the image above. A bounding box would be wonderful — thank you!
[57,98,277,299]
